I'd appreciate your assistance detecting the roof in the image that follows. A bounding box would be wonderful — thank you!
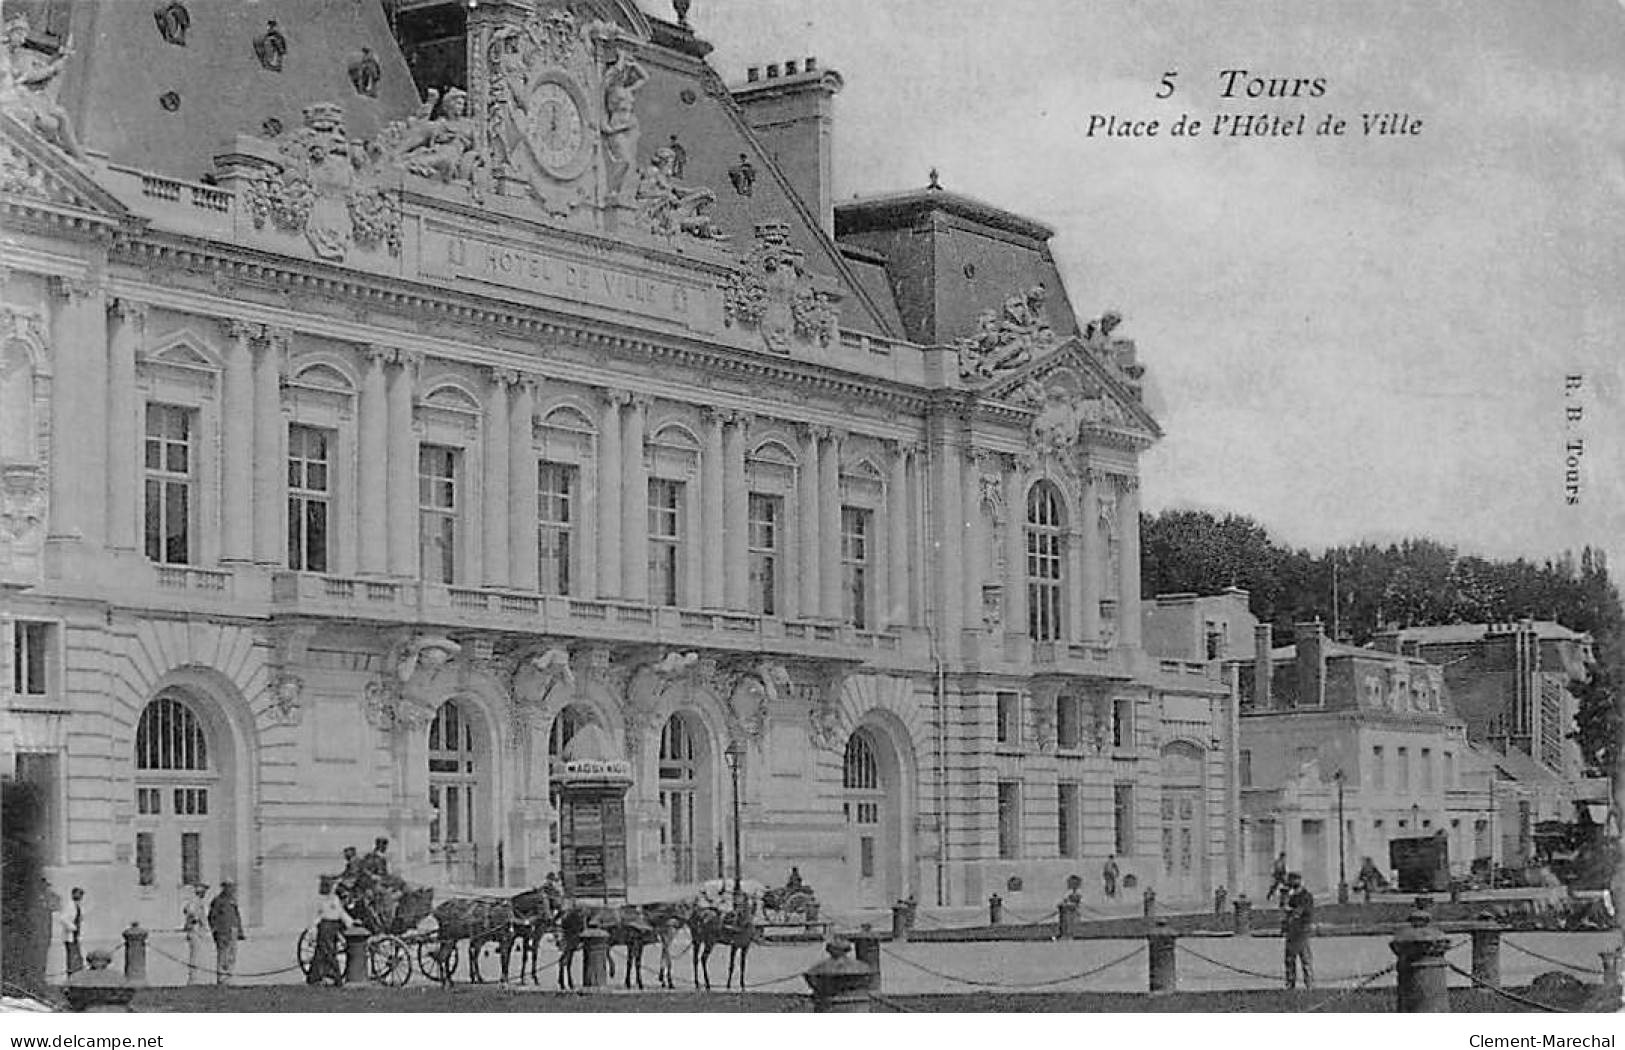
[1270,641,1435,667]
[1469,742,1569,789]
[836,186,1056,242]
[1389,622,1591,645]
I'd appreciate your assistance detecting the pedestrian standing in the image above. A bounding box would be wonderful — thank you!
[1267,851,1288,904]
[208,880,245,986]
[59,887,85,977]
[181,884,210,984]
[307,876,354,986]
[1102,855,1120,899]
[1281,872,1315,990]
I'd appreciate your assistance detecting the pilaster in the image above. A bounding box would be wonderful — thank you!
[221,321,259,564]
[358,346,390,574]
[722,411,749,610]
[817,427,841,619]
[701,408,726,609]
[106,299,147,552]
[596,389,626,599]
[46,276,106,545]
[252,327,289,565]
[886,441,910,627]
[483,367,514,587]
[507,374,539,592]
[621,393,649,603]
[386,350,420,578]
[796,424,820,619]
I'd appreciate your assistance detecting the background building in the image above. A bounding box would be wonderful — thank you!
[0,0,1232,936]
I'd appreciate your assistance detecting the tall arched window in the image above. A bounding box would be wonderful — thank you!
[428,700,478,849]
[133,694,215,890]
[1026,482,1065,641]
[843,731,883,881]
[659,714,700,883]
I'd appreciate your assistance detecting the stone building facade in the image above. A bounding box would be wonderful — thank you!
[0,0,1232,934]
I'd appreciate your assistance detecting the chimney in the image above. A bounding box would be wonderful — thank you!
[1253,624,1273,709]
[1295,621,1327,709]
[730,58,845,235]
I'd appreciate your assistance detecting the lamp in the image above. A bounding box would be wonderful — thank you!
[724,738,747,909]
[1333,770,1348,903]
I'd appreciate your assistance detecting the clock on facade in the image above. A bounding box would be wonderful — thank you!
[526,77,590,180]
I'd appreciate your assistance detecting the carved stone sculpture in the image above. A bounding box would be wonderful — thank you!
[727,153,756,196]
[347,46,381,98]
[955,284,1056,381]
[723,222,839,353]
[634,146,722,240]
[0,18,86,162]
[153,1,189,46]
[377,88,487,200]
[599,49,648,202]
[253,19,286,73]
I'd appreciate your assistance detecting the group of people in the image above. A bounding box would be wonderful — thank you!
[180,881,245,985]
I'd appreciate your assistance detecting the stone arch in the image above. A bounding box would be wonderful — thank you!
[289,356,359,393]
[831,673,929,764]
[649,420,701,450]
[422,690,504,886]
[840,700,920,905]
[539,399,597,434]
[420,378,482,413]
[748,434,799,467]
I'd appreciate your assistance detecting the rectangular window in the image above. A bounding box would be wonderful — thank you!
[180,831,201,887]
[1240,749,1253,787]
[537,462,576,596]
[1056,695,1079,749]
[1111,698,1133,750]
[135,832,155,886]
[859,836,876,879]
[418,445,459,584]
[1372,746,1385,791]
[995,691,1020,746]
[997,780,1022,859]
[648,479,683,606]
[1444,750,1455,789]
[1113,783,1135,855]
[1026,502,1064,642]
[841,506,872,628]
[173,787,208,816]
[286,425,331,573]
[136,787,161,816]
[1058,782,1080,858]
[748,493,781,616]
[13,621,49,696]
[1204,620,1226,660]
[1420,748,1433,792]
[1397,747,1410,792]
[143,404,193,565]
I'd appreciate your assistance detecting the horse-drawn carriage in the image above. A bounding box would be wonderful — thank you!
[295,882,434,986]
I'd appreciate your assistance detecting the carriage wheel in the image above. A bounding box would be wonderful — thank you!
[295,928,316,976]
[369,935,412,987]
[416,937,459,983]
[784,890,814,920]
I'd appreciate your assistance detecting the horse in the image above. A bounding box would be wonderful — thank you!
[427,896,517,986]
[635,900,694,989]
[509,886,562,985]
[689,895,756,990]
[553,903,657,990]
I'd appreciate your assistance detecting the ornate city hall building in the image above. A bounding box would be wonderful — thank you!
[0,0,1235,931]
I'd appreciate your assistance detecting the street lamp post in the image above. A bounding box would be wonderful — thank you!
[724,738,746,911]
[1335,770,1349,903]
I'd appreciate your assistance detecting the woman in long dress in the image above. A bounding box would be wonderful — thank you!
[181,884,209,985]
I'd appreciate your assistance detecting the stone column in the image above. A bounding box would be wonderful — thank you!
[906,448,924,622]
[1079,469,1102,646]
[47,277,105,544]
[797,425,820,618]
[1003,457,1027,638]
[962,453,985,624]
[723,412,749,610]
[386,352,419,578]
[1119,476,1142,649]
[508,375,538,592]
[702,409,726,609]
[596,391,624,599]
[358,346,390,575]
[220,321,258,563]
[819,429,843,619]
[886,443,909,627]
[482,368,511,587]
[621,395,649,603]
[105,300,146,552]
[253,328,287,565]
[934,437,964,639]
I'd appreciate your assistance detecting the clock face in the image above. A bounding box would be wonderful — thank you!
[528,80,588,178]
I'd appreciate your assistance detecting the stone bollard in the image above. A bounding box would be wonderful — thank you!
[343,928,371,986]
[1469,912,1502,989]
[1389,903,1452,1012]
[1233,895,1252,936]
[849,928,882,991]
[65,950,135,1013]
[1143,887,1157,920]
[804,938,873,1013]
[580,927,611,989]
[1147,919,1177,995]
[1214,886,1228,918]
[1057,896,1079,939]
[891,901,911,943]
[988,894,1003,926]
[121,923,148,985]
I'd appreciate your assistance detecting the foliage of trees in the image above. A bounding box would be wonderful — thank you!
[1141,510,1622,777]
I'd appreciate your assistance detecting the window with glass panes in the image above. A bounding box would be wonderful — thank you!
[144,404,193,565]
[841,506,871,628]
[286,425,331,572]
[418,445,458,584]
[748,493,780,616]
[1113,782,1135,855]
[537,462,575,595]
[1058,782,1080,857]
[1056,694,1080,749]
[13,621,50,696]
[997,780,1022,858]
[648,479,683,606]
[1026,483,1064,640]
[428,700,478,848]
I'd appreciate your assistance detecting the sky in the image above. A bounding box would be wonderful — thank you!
[692,0,1624,573]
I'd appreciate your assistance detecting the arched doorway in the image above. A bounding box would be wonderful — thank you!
[657,712,715,885]
[843,726,904,907]
[427,699,493,885]
[133,693,224,921]
[1159,740,1208,902]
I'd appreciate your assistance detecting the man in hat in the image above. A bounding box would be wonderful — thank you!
[1281,872,1315,990]
[56,887,85,977]
[208,880,245,985]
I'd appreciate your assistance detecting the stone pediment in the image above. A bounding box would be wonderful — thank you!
[985,335,1161,451]
[0,114,132,222]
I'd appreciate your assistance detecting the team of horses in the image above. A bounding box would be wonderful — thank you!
[424,888,760,991]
